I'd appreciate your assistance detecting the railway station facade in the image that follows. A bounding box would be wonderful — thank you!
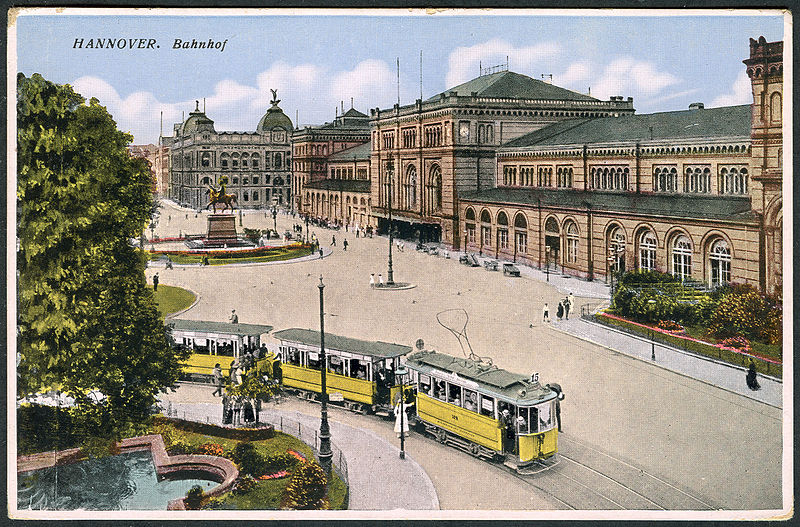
[166,94,294,210]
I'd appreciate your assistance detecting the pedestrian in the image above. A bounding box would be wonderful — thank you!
[379,273,384,286]
[153,272,159,292]
[332,235,336,246]
[319,248,324,259]
[229,360,237,384]
[212,363,223,397]
[343,239,348,251]
[543,303,550,323]
[557,301,564,321]
[356,228,360,238]
[564,296,571,320]
[168,214,171,223]
[394,395,414,438]
[229,309,239,324]
[567,293,575,318]
[370,273,375,288]
[746,360,760,391]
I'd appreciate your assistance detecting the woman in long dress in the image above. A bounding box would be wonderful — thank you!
[394,396,415,438]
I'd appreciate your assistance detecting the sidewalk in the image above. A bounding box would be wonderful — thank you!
[550,316,782,408]
[158,391,439,511]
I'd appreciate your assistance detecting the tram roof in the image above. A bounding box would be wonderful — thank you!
[273,328,412,358]
[169,319,274,336]
[405,350,554,403]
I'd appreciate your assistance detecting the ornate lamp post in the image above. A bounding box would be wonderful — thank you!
[317,276,333,474]
[395,366,408,459]
[304,213,310,243]
[386,161,395,285]
[648,298,657,361]
[271,206,278,233]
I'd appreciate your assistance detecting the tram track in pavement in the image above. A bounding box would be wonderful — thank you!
[501,434,718,510]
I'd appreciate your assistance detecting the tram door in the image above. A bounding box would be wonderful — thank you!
[499,401,519,455]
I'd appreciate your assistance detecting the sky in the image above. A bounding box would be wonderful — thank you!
[13,9,786,145]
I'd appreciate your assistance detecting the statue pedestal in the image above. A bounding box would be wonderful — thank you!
[206,214,238,246]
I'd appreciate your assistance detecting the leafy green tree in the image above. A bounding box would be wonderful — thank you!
[16,73,188,439]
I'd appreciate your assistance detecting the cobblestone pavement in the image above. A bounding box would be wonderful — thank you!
[149,200,785,513]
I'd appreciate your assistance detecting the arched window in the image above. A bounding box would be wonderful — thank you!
[427,165,443,213]
[252,191,259,202]
[497,212,509,250]
[709,239,731,287]
[770,92,782,123]
[672,235,692,281]
[608,226,626,274]
[406,165,417,209]
[639,230,657,271]
[465,207,476,244]
[480,209,492,248]
[565,221,579,264]
[514,213,528,255]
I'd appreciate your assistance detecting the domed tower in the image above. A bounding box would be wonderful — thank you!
[182,100,216,136]
[744,36,783,294]
[257,89,293,142]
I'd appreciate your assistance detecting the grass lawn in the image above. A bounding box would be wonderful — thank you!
[156,421,347,510]
[153,285,196,317]
[148,246,313,266]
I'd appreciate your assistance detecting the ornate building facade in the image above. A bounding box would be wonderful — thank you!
[166,94,293,210]
[459,37,782,294]
[368,69,635,245]
[292,105,370,214]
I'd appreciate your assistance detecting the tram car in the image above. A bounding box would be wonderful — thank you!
[404,349,562,469]
[270,328,412,414]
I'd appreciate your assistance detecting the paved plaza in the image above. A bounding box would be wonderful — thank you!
[150,201,784,511]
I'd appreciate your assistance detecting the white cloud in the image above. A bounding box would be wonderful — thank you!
[330,59,393,109]
[445,39,561,88]
[557,61,591,89]
[710,70,752,108]
[591,57,680,101]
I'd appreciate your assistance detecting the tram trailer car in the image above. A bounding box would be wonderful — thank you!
[271,328,412,415]
[405,350,561,468]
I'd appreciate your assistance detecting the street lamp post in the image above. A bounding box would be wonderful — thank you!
[464,230,469,256]
[648,299,657,361]
[395,366,408,459]
[386,161,395,285]
[272,206,278,234]
[545,246,551,282]
[317,276,333,475]
[305,214,310,243]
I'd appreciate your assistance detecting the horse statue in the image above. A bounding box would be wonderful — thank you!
[206,185,238,213]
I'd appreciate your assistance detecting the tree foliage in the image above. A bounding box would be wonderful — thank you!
[16,73,188,438]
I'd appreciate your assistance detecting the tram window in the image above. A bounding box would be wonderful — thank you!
[434,380,447,400]
[307,351,321,370]
[448,384,462,406]
[329,356,343,375]
[538,401,553,431]
[529,406,539,434]
[287,348,301,365]
[463,389,478,412]
[419,374,432,395]
[480,395,495,417]
[517,407,530,435]
[350,359,366,379]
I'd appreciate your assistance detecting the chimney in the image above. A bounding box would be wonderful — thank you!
[688,102,705,110]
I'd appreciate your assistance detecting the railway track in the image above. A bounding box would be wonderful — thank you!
[502,435,718,510]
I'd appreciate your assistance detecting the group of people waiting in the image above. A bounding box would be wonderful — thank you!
[541,292,575,324]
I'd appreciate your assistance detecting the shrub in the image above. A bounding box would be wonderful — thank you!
[231,441,264,476]
[197,442,225,457]
[263,452,301,474]
[620,270,679,285]
[167,439,192,455]
[185,485,205,510]
[233,474,258,495]
[708,290,769,341]
[657,320,684,332]
[283,461,328,510]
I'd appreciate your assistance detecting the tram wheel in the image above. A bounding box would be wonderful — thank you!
[469,443,480,457]
[435,428,447,444]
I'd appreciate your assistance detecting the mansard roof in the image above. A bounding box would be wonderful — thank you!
[328,141,371,162]
[501,105,751,150]
[305,179,371,193]
[460,187,756,223]
[426,70,598,103]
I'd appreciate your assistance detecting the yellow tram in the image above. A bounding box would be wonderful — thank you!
[404,349,561,468]
[271,328,412,414]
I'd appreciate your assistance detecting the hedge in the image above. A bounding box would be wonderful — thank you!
[152,415,275,441]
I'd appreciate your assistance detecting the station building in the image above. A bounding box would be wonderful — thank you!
[460,36,783,294]
[166,93,293,210]
[292,104,371,214]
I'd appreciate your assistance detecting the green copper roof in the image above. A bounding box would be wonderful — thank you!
[502,105,751,148]
[426,71,598,103]
[169,319,273,336]
[405,350,556,404]
[273,328,412,358]
[328,141,371,161]
[460,187,756,222]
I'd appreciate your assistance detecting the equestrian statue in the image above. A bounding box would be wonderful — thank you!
[206,176,238,213]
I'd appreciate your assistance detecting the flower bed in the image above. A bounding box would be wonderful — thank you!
[596,312,781,377]
[152,415,275,441]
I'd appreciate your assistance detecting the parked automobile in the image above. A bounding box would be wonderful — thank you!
[483,260,499,271]
[502,263,521,276]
